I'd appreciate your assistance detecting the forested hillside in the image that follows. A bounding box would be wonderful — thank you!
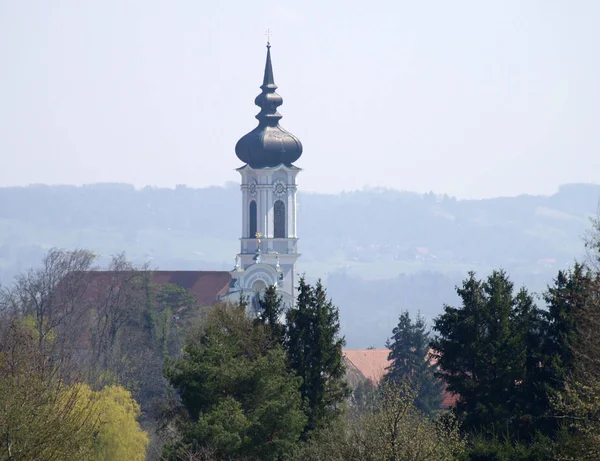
[0,182,598,346]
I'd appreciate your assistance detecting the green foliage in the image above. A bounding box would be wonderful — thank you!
[385,310,443,414]
[163,304,306,460]
[0,318,98,461]
[90,385,150,461]
[0,250,205,456]
[431,270,546,437]
[432,263,600,458]
[152,282,200,358]
[350,378,379,416]
[255,284,286,345]
[0,318,148,461]
[466,431,557,461]
[285,277,351,433]
[293,380,465,461]
[544,264,600,459]
[542,264,589,392]
[155,283,198,312]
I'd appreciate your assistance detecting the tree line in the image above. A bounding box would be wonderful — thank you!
[377,217,600,459]
[3,215,600,459]
[0,247,462,460]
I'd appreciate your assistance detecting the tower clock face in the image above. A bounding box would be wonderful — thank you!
[272,179,287,197]
[248,179,257,196]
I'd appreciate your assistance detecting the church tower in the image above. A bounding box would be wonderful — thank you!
[224,43,303,309]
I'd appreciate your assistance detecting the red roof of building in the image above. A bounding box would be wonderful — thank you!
[54,270,232,350]
[343,349,391,383]
[343,348,458,409]
[77,270,232,307]
[148,271,232,306]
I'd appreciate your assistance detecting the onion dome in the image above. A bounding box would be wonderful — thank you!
[235,44,303,168]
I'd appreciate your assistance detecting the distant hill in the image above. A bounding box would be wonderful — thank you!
[1,182,598,347]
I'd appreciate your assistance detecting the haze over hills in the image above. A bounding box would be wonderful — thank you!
[0,182,598,347]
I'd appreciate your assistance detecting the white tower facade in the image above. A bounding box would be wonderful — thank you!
[221,43,303,309]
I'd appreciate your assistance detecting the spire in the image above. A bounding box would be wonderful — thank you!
[254,44,283,127]
[262,44,275,88]
[234,42,303,168]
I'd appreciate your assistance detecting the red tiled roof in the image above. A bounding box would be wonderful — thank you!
[440,387,458,408]
[343,349,391,383]
[148,271,232,306]
[55,270,232,350]
[343,348,458,409]
[56,270,232,314]
[81,270,231,307]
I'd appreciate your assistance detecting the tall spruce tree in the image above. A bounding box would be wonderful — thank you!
[431,270,543,435]
[542,264,600,443]
[285,277,350,433]
[256,284,286,345]
[542,265,585,394]
[512,286,547,436]
[384,311,443,414]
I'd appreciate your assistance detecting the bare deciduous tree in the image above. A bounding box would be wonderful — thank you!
[89,253,151,370]
[0,248,97,353]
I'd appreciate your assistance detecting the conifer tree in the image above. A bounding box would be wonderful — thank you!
[384,310,442,414]
[543,263,600,454]
[164,304,306,460]
[542,265,584,392]
[286,277,350,433]
[511,286,547,437]
[256,284,286,345]
[431,270,540,433]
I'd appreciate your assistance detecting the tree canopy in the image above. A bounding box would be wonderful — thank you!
[0,317,149,461]
[163,303,306,460]
[431,270,547,435]
[286,278,350,434]
[385,310,443,414]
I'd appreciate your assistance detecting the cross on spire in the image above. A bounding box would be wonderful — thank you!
[265,29,272,47]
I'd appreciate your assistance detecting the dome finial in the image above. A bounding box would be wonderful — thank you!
[234,41,303,168]
[257,43,280,121]
[262,31,275,88]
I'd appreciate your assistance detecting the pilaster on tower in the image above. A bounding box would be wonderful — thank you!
[221,42,303,310]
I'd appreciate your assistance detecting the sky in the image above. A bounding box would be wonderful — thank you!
[0,1,599,199]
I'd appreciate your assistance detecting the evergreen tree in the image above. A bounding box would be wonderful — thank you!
[384,310,443,414]
[164,303,306,460]
[431,265,600,458]
[542,264,600,456]
[431,270,542,435]
[286,277,350,433]
[256,284,286,345]
[541,265,586,393]
[511,286,548,437]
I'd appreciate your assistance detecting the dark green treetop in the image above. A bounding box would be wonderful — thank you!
[431,270,543,435]
[163,303,306,460]
[285,277,350,434]
[384,310,443,414]
[255,284,286,346]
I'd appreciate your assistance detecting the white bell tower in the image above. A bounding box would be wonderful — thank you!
[222,42,303,309]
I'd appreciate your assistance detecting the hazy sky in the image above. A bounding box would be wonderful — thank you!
[1,1,599,199]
